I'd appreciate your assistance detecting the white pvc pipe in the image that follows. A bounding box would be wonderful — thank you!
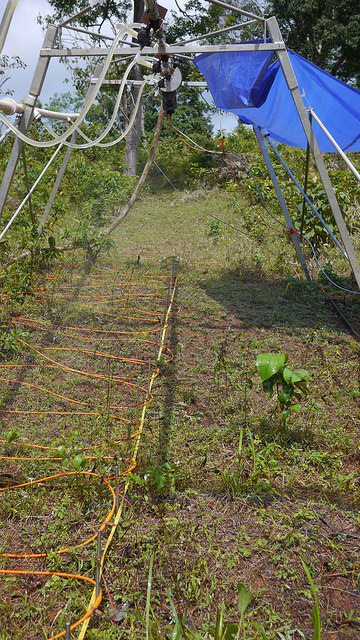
[310,108,360,184]
[0,98,79,121]
[0,143,64,241]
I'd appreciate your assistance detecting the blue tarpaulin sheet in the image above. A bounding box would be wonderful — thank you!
[194,47,360,152]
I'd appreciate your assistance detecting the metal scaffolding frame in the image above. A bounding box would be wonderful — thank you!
[0,0,359,288]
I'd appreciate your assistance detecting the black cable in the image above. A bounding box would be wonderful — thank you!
[302,235,360,295]
[224,148,287,230]
[325,297,360,340]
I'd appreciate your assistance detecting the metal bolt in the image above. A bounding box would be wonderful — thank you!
[65,622,71,640]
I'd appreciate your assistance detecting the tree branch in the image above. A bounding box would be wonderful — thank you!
[100,105,164,239]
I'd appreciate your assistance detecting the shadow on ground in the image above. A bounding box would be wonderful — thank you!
[198,267,346,332]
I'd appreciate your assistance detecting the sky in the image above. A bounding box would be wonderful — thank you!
[1,0,238,130]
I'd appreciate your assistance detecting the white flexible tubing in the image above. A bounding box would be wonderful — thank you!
[69,82,146,148]
[66,78,148,148]
[52,60,152,150]
[0,144,64,241]
[40,60,153,150]
[0,24,136,148]
[41,79,146,149]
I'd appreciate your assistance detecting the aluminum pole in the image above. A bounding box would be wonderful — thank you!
[309,108,360,184]
[0,24,58,221]
[0,0,18,53]
[40,42,284,57]
[266,16,360,291]
[254,126,311,281]
[205,0,264,22]
[178,19,259,45]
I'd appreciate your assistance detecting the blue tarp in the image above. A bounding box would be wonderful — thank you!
[194,47,360,152]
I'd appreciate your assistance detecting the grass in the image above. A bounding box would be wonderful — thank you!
[0,186,360,639]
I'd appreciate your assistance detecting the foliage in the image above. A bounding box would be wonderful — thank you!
[301,560,321,640]
[57,444,87,470]
[255,352,311,426]
[0,325,28,359]
[167,0,263,44]
[71,162,138,221]
[44,0,131,28]
[0,54,26,96]
[0,264,33,304]
[267,0,360,85]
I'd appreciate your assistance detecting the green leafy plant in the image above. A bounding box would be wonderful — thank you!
[0,266,34,304]
[144,462,180,499]
[255,353,311,430]
[211,582,266,640]
[301,559,321,640]
[0,326,28,359]
[5,428,18,444]
[57,432,87,470]
[39,235,60,265]
[68,220,116,264]
[208,219,220,239]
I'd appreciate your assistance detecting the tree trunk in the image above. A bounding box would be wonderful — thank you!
[124,0,144,176]
[101,105,164,237]
[124,63,143,175]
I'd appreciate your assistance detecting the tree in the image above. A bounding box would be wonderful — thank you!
[266,0,360,85]
[167,0,264,44]
[123,0,144,176]
[144,86,213,137]
[0,54,26,95]
[169,0,360,85]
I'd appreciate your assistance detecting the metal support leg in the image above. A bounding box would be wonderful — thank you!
[253,125,311,281]
[38,130,77,230]
[0,24,58,221]
[266,16,360,291]
[39,64,104,230]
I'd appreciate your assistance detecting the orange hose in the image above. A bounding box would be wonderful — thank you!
[0,263,179,637]
[0,471,116,558]
[0,569,102,639]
